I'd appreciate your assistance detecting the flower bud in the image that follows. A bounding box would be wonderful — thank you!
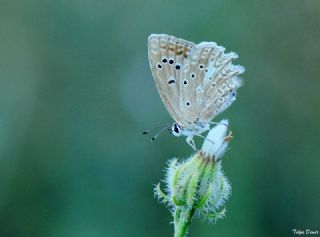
[154,120,233,235]
[200,119,230,160]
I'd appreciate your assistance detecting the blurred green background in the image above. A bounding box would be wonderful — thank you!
[0,0,319,236]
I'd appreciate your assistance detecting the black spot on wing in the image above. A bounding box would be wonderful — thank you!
[168,79,176,84]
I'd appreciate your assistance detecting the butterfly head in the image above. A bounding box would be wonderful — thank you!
[171,123,182,137]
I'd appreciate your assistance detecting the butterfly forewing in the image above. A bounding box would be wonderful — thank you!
[148,34,195,127]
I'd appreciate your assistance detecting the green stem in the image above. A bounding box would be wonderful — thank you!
[174,207,196,237]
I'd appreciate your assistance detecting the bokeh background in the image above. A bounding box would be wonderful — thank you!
[0,0,319,236]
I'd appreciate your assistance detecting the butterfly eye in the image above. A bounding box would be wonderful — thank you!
[199,64,204,70]
[169,59,174,64]
[183,80,188,85]
[175,64,181,70]
[171,124,181,136]
[186,102,190,106]
[162,58,168,63]
[157,63,163,69]
[174,125,179,133]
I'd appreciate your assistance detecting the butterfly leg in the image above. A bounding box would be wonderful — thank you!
[193,133,214,145]
[224,131,233,141]
[186,135,197,151]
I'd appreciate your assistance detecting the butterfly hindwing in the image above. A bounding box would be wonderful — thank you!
[148,34,195,126]
[180,41,245,123]
[199,46,245,121]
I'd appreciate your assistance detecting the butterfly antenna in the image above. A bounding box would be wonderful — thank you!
[151,124,171,141]
[142,123,171,135]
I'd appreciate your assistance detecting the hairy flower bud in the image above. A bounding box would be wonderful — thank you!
[154,120,233,237]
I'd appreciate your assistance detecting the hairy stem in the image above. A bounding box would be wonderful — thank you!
[174,207,196,237]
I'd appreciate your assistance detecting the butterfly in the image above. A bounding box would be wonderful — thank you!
[145,34,245,150]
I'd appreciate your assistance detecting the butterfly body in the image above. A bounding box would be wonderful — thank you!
[147,34,244,149]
